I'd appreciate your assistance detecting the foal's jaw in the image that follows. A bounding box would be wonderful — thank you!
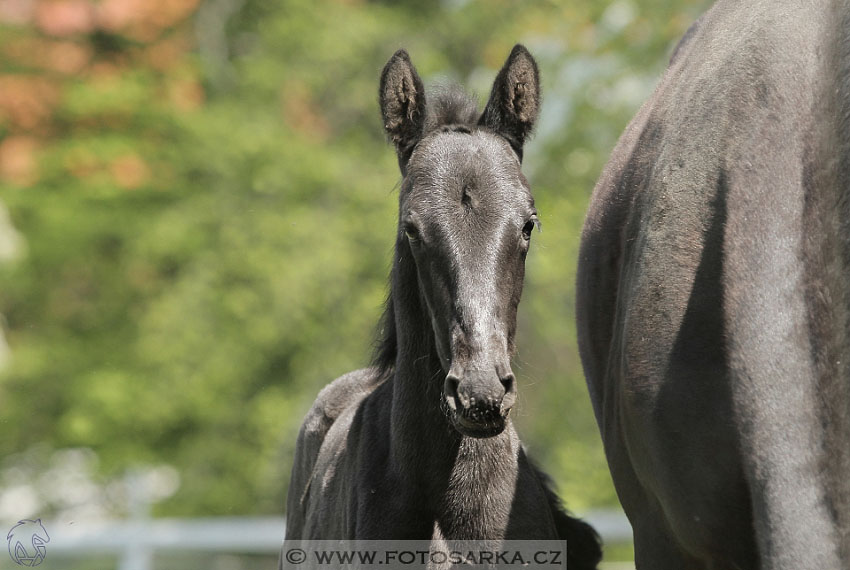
[449,408,509,439]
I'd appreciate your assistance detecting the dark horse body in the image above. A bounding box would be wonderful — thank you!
[577,1,850,568]
[283,47,601,568]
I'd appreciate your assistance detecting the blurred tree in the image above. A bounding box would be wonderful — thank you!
[0,0,709,518]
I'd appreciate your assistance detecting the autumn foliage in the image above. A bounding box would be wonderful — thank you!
[0,0,708,524]
[0,0,201,187]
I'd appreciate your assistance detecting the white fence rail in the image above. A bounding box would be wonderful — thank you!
[26,511,631,569]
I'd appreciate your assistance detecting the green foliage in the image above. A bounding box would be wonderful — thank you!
[0,0,709,519]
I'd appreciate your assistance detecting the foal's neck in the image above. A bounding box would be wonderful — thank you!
[390,353,522,539]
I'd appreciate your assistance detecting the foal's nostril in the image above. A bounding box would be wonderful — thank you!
[501,373,516,395]
[500,373,517,412]
[444,375,460,411]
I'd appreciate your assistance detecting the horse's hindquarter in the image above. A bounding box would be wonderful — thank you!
[578,1,850,567]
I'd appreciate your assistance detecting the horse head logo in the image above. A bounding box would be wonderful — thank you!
[6,519,50,567]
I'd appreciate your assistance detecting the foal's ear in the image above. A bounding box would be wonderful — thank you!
[479,44,540,158]
[380,50,427,164]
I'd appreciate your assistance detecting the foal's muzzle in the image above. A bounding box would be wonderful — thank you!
[443,369,517,438]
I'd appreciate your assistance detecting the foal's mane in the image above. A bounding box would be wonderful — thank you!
[371,85,481,379]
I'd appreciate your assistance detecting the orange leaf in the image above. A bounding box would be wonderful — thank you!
[0,135,40,186]
[35,0,95,37]
[110,153,150,189]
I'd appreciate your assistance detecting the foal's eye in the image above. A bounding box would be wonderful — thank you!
[404,224,420,241]
[522,217,539,241]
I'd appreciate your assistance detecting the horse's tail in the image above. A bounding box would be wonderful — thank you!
[532,465,602,570]
[721,2,850,565]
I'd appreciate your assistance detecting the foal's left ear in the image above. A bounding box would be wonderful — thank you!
[479,44,540,159]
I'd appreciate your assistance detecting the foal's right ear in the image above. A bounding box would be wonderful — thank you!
[479,44,540,159]
[380,50,427,165]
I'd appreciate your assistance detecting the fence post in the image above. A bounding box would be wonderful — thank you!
[119,471,153,570]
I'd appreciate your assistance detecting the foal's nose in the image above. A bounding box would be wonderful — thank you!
[444,369,517,418]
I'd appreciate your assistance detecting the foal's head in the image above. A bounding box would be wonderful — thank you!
[379,45,540,438]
